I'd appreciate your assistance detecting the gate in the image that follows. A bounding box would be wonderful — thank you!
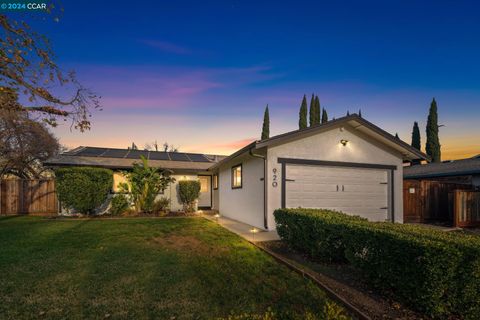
[0,179,58,215]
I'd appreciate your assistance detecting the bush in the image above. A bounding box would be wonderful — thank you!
[56,167,113,214]
[152,197,170,214]
[274,208,480,318]
[109,194,130,216]
[178,180,201,212]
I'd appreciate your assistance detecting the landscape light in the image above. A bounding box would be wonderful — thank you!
[214,213,220,221]
[340,139,349,146]
[250,228,258,241]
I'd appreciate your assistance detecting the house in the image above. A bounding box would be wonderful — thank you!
[404,155,480,187]
[402,155,480,224]
[46,114,427,229]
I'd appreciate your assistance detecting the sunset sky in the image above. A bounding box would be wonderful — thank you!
[24,0,480,159]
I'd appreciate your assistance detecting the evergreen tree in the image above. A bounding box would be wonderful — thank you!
[314,95,321,125]
[395,133,400,139]
[359,109,362,117]
[321,108,328,123]
[411,121,421,165]
[299,95,308,129]
[309,94,315,127]
[425,98,441,162]
[261,105,270,140]
[347,110,350,116]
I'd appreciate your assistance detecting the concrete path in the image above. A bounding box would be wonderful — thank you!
[202,212,280,242]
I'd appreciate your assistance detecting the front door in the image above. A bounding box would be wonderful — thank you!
[198,176,212,208]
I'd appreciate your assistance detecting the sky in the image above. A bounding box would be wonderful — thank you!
[16,0,480,159]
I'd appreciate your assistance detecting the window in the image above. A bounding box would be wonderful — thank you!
[213,174,218,190]
[231,164,242,189]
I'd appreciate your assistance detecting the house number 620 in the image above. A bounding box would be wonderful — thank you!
[272,168,278,187]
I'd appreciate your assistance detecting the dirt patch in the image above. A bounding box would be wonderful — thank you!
[259,240,429,320]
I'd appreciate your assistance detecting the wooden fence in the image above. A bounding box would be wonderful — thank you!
[0,179,58,215]
[453,190,480,227]
[403,180,471,223]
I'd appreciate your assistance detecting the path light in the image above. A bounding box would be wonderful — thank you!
[214,213,220,221]
[340,139,349,146]
[250,228,258,241]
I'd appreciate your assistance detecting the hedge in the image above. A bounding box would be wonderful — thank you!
[274,208,480,318]
[56,167,113,214]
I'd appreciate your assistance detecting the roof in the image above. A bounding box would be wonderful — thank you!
[210,114,429,170]
[404,155,480,179]
[44,146,226,171]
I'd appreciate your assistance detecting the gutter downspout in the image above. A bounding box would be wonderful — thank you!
[249,148,268,230]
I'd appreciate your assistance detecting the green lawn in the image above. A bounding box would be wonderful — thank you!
[0,216,349,319]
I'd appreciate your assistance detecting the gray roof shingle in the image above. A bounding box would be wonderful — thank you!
[404,156,480,179]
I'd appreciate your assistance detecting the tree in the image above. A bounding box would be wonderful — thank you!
[359,109,362,117]
[309,94,315,126]
[346,110,350,116]
[321,107,328,123]
[145,140,159,151]
[261,104,270,140]
[426,98,441,162]
[395,133,400,139]
[178,180,201,213]
[0,13,100,131]
[411,121,421,165]
[163,142,178,152]
[299,95,308,129]
[0,87,59,178]
[314,95,321,125]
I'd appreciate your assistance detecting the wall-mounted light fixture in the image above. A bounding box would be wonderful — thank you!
[340,139,349,146]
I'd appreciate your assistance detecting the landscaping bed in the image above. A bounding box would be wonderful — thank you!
[274,208,480,319]
[0,216,350,320]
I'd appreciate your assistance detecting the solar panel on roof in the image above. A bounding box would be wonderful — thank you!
[186,153,210,162]
[78,148,107,157]
[148,152,170,160]
[126,150,149,159]
[168,152,189,161]
[102,149,129,158]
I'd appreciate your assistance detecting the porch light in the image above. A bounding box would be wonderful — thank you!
[340,139,349,146]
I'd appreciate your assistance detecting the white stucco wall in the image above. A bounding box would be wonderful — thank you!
[266,124,404,229]
[212,186,220,210]
[217,153,265,229]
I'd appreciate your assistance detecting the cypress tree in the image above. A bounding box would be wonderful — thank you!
[395,133,400,139]
[359,109,362,117]
[314,95,321,125]
[321,108,328,123]
[309,94,315,127]
[426,98,441,162]
[299,95,308,129]
[261,104,270,140]
[411,121,421,165]
[347,110,350,116]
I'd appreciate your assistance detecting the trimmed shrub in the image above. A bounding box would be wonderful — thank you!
[274,208,480,318]
[152,197,170,214]
[178,180,201,212]
[109,194,130,216]
[56,167,113,214]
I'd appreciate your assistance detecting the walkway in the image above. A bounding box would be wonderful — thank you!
[202,212,280,242]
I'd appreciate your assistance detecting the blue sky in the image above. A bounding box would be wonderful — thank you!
[22,0,480,158]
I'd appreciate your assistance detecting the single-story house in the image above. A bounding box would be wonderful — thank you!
[404,155,480,188]
[45,114,427,230]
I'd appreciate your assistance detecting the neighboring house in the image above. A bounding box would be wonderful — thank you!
[45,114,427,229]
[404,155,480,188]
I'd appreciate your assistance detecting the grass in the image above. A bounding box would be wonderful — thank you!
[0,216,349,319]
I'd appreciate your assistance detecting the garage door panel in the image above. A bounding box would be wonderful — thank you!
[286,164,389,221]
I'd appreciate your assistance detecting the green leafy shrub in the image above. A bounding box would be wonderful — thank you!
[55,167,113,214]
[274,208,480,318]
[152,197,170,214]
[109,194,130,216]
[178,180,201,212]
[121,156,174,213]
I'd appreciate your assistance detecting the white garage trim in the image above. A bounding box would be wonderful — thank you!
[278,158,397,221]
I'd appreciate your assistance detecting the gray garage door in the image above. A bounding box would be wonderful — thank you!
[285,164,390,221]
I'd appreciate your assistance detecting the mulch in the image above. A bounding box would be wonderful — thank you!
[258,240,430,320]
